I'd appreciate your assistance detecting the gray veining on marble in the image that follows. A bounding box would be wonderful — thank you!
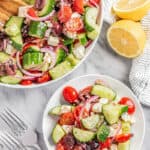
[0,22,148,150]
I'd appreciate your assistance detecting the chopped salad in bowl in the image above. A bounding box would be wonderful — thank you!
[0,0,102,87]
[46,78,138,150]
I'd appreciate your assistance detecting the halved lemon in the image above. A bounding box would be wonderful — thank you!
[113,0,150,21]
[107,20,146,58]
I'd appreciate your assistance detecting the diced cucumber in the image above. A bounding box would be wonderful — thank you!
[0,70,23,84]
[56,49,66,65]
[78,33,87,45]
[29,21,47,38]
[66,54,80,66]
[81,114,100,130]
[85,7,99,32]
[38,0,55,17]
[11,34,23,50]
[5,16,24,36]
[49,105,73,115]
[23,52,43,69]
[118,141,130,150]
[49,61,72,79]
[91,85,116,100]
[0,52,11,63]
[51,124,65,144]
[63,37,74,46]
[121,122,131,134]
[102,103,121,124]
[26,46,40,53]
[73,128,95,142]
[87,25,100,40]
[97,124,110,142]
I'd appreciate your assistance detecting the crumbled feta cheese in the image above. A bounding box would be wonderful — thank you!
[60,105,72,114]
[45,21,53,28]
[121,112,135,124]
[108,127,116,137]
[62,125,73,134]
[45,29,51,37]
[92,102,102,113]
[73,43,85,59]
[5,43,16,55]
[48,36,59,46]
[18,6,33,17]
[65,30,77,39]
[71,12,81,18]
[100,98,109,104]
[110,144,118,150]
[85,103,91,110]
[44,53,51,64]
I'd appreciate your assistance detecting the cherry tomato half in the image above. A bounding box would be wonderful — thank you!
[73,0,84,14]
[89,0,100,6]
[56,142,65,150]
[20,80,33,86]
[27,8,38,18]
[100,138,112,149]
[119,97,135,114]
[115,133,133,143]
[63,86,78,103]
[36,73,51,83]
[58,5,72,23]
[79,86,93,94]
[59,112,75,125]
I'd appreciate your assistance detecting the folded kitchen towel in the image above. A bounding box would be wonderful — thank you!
[103,0,150,105]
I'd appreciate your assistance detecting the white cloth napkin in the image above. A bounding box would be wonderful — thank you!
[103,0,150,105]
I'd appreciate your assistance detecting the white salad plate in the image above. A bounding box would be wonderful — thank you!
[42,74,145,150]
[0,1,103,89]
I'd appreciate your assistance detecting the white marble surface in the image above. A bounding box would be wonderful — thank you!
[0,22,149,150]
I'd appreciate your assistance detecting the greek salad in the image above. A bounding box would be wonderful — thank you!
[49,80,136,150]
[0,0,101,85]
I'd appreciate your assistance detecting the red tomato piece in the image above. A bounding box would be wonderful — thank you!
[73,105,82,121]
[20,80,33,86]
[73,0,84,14]
[65,17,84,32]
[115,133,133,143]
[119,97,135,114]
[59,112,75,125]
[27,8,38,17]
[58,5,72,23]
[63,86,78,103]
[89,0,100,6]
[80,86,93,94]
[100,138,112,149]
[73,145,83,150]
[36,73,51,83]
[56,142,65,150]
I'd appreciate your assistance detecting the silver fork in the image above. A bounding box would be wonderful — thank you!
[0,108,41,150]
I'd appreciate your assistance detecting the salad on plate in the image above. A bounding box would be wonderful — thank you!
[0,0,101,85]
[49,79,136,150]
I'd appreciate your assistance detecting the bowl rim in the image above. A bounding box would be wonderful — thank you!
[0,1,104,89]
[42,74,145,150]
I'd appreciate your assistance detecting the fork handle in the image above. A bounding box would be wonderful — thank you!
[26,144,41,150]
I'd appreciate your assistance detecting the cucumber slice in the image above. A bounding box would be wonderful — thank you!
[73,128,95,142]
[85,7,99,32]
[102,103,121,125]
[91,85,116,100]
[56,49,66,65]
[11,34,23,50]
[0,70,23,84]
[0,52,11,63]
[52,124,65,144]
[81,114,100,130]
[66,54,80,67]
[29,21,47,38]
[5,16,24,36]
[97,124,110,142]
[63,37,74,46]
[78,33,87,45]
[87,25,100,40]
[118,141,130,150]
[49,105,73,115]
[38,0,55,17]
[26,46,40,53]
[49,61,72,79]
[122,122,131,134]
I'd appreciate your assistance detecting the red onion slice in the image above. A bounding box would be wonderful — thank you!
[25,10,55,21]
[15,75,35,80]
[16,52,43,77]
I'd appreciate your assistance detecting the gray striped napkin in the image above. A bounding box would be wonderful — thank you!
[103,0,150,105]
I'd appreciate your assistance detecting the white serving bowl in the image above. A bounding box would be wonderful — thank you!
[0,2,103,89]
[43,74,145,150]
